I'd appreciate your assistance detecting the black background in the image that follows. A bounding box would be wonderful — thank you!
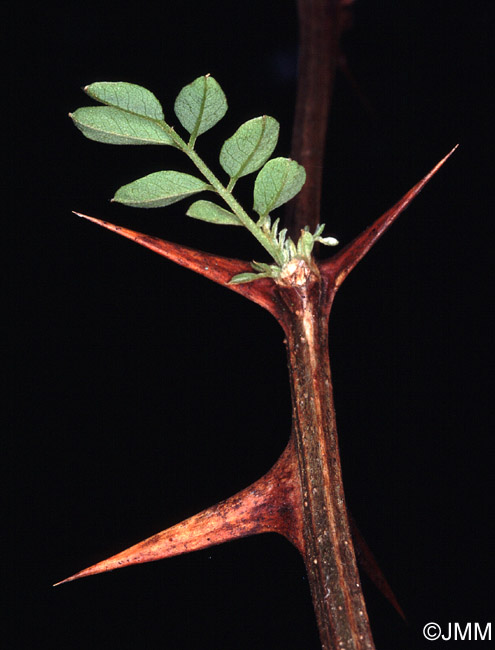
[7,1,493,648]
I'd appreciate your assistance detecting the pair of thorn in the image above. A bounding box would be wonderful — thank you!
[56,147,457,628]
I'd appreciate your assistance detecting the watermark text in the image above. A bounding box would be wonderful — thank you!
[423,622,491,642]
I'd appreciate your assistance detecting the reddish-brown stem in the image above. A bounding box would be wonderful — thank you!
[273,264,375,649]
[285,0,352,238]
[57,0,460,643]
[62,150,455,648]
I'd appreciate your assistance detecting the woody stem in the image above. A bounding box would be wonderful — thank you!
[275,268,375,650]
[285,0,347,239]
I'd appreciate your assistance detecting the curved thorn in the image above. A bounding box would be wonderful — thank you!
[319,145,459,287]
[54,438,303,586]
[72,212,280,316]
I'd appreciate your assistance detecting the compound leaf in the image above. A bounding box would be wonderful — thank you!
[113,171,210,208]
[253,157,306,217]
[219,116,279,181]
[84,82,164,120]
[71,107,174,145]
[174,75,227,139]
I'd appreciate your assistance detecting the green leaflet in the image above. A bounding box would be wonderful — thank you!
[250,261,279,274]
[229,260,282,284]
[253,157,306,217]
[187,200,241,225]
[85,82,164,120]
[296,229,315,260]
[113,171,210,208]
[228,272,267,284]
[219,116,279,181]
[174,75,227,140]
[71,107,175,146]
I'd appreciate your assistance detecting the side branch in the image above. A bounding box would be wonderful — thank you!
[319,146,459,287]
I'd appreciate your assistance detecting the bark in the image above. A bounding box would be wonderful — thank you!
[274,261,375,649]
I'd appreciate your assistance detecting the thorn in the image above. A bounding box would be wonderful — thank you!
[53,439,303,586]
[320,145,459,288]
[71,211,280,316]
[349,514,407,622]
